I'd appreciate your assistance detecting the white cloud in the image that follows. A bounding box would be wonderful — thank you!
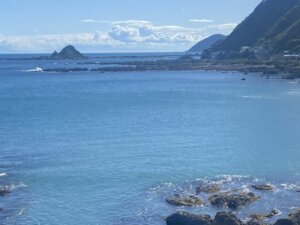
[189,19,215,23]
[211,23,238,30]
[0,20,237,52]
[81,19,113,23]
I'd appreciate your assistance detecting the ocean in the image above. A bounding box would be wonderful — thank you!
[0,53,300,225]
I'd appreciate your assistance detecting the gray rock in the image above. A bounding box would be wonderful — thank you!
[214,212,243,225]
[289,209,300,225]
[209,192,260,209]
[166,194,205,207]
[250,209,279,220]
[196,185,220,194]
[166,212,213,225]
[251,184,274,191]
[0,189,10,196]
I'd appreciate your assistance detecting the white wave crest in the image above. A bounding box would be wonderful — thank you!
[25,67,43,72]
[0,172,7,177]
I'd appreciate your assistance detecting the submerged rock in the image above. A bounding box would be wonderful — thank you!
[247,220,269,225]
[252,184,274,191]
[209,192,260,209]
[166,212,213,225]
[0,189,10,196]
[214,212,243,225]
[250,209,279,221]
[196,185,220,194]
[166,194,205,207]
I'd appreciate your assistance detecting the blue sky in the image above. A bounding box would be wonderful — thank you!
[0,0,261,53]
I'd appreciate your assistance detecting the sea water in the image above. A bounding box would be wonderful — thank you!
[0,54,300,225]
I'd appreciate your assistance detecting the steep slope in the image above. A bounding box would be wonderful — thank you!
[188,34,226,52]
[263,5,300,53]
[213,0,300,52]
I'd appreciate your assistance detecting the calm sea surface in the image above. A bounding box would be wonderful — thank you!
[0,54,300,225]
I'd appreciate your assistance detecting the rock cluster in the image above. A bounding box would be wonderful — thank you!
[209,192,260,209]
[166,209,300,225]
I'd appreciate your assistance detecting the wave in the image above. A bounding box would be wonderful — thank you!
[0,172,7,177]
[24,67,43,72]
[287,90,300,96]
[240,95,264,99]
[0,182,27,191]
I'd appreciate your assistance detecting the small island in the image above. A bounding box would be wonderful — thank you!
[49,45,88,60]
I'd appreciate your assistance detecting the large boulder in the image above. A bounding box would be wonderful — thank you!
[274,219,294,225]
[209,192,260,209]
[289,209,300,225]
[214,212,243,225]
[166,212,213,225]
[166,194,205,207]
[273,209,300,225]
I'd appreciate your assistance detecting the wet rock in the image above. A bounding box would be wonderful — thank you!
[0,189,10,196]
[251,184,273,191]
[274,219,294,225]
[196,185,220,194]
[250,209,279,221]
[209,192,260,209]
[289,209,300,225]
[166,212,213,225]
[166,194,205,207]
[214,212,243,225]
[247,220,269,225]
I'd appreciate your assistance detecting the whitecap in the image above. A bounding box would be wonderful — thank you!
[240,95,263,99]
[0,172,7,177]
[1,182,27,191]
[281,183,300,191]
[287,90,300,96]
[24,67,43,72]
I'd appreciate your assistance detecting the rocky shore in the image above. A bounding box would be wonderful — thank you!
[166,209,300,225]
[41,57,300,79]
[164,181,299,225]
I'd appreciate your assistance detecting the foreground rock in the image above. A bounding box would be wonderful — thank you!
[273,209,300,225]
[166,194,204,207]
[252,184,274,191]
[214,212,243,225]
[289,209,300,225]
[247,220,269,225]
[250,209,279,221]
[196,185,220,194]
[209,192,260,209]
[166,212,213,225]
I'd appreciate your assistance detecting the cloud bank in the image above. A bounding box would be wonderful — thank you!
[0,20,237,53]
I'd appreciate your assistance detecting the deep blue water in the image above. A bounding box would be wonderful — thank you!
[0,54,300,225]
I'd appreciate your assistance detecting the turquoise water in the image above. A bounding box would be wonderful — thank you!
[0,56,300,225]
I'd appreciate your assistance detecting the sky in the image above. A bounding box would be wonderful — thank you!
[0,0,262,53]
